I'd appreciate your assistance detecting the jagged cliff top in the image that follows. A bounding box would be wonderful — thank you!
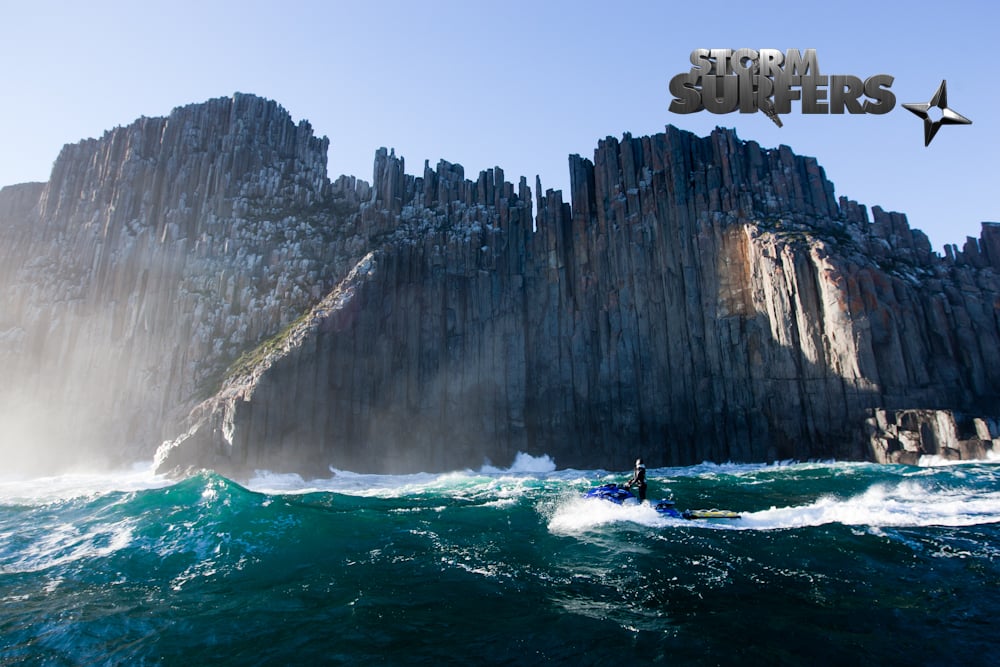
[9,93,1000,273]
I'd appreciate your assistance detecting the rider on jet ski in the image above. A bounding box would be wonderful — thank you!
[624,458,647,501]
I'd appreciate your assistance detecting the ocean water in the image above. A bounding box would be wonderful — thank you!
[1,455,998,666]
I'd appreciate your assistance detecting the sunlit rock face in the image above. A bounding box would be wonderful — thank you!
[0,94,370,471]
[2,95,998,476]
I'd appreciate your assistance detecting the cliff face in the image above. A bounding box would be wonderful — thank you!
[158,126,1000,476]
[1,94,997,476]
[0,94,371,471]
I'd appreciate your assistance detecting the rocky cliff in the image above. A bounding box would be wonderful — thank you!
[0,94,371,471]
[1,94,997,476]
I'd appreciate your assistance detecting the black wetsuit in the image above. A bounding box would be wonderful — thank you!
[627,466,647,501]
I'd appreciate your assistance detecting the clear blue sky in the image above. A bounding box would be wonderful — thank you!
[2,0,996,251]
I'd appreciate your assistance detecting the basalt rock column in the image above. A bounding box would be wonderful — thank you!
[157,127,1000,476]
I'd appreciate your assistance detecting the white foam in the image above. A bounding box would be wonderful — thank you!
[547,496,675,534]
[480,452,557,474]
[548,470,1000,534]
[737,480,1000,530]
[918,452,1000,467]
[3,519,136,574]
[0,461,172,504]
[246,452,562,496]
[245,468,445,496]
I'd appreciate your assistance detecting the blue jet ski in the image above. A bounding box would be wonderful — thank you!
[584,484,739,520]
[584,483,639,505]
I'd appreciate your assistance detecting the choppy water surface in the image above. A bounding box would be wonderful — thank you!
[1,456,998,665]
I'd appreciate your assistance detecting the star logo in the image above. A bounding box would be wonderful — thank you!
[902,80,972,146]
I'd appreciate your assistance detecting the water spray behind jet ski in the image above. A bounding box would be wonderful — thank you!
[583,483,740,520]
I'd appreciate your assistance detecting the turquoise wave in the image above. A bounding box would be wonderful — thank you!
[1,461,998,665]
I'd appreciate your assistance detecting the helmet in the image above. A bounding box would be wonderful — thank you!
[635,458,644,467]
